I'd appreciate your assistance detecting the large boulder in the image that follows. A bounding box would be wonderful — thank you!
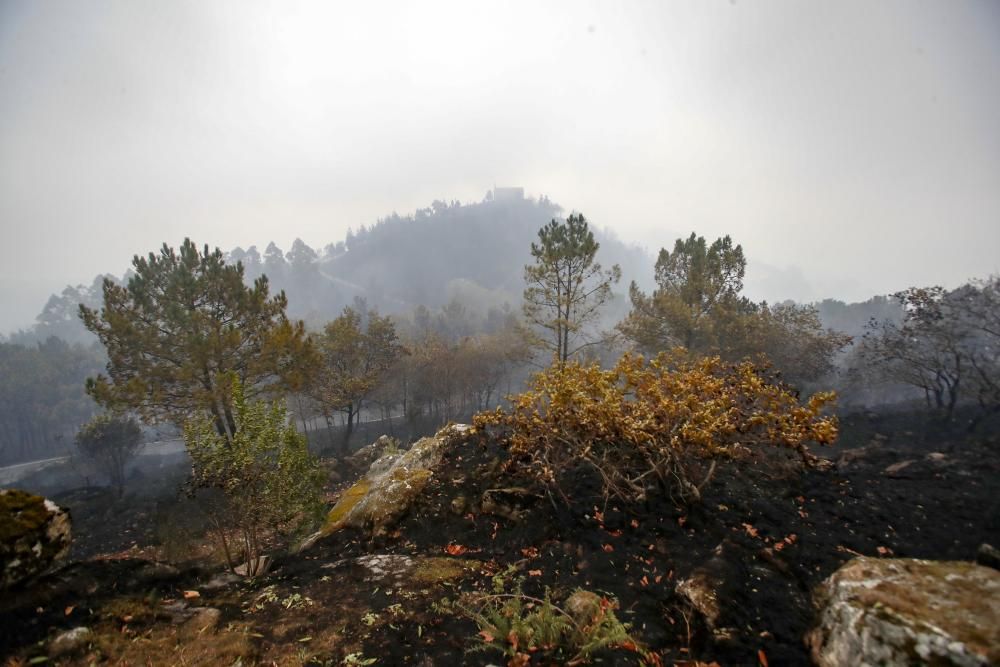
[1,489,72,589]
[807,557,1000,666]
[316,424,472,540]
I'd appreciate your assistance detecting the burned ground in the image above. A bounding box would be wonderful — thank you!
[2,409,998,665]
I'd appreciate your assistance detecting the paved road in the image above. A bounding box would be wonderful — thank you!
[0,439,185,487]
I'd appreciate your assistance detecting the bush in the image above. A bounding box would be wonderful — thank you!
[453,569,645,665]
[184,380,324,575]
[75,413,143,497]
[474,351,837,506]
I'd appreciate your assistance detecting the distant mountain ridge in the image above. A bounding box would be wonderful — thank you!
[14,193,654,342]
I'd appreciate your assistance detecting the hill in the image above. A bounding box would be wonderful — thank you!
[17,193,652,342]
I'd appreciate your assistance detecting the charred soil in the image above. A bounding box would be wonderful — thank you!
[2,409,998,665]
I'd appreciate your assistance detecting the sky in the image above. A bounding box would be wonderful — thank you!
[1,0,999,333]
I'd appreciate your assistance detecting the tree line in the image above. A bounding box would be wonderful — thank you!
[15,212,994,575]
[0,337,103,466]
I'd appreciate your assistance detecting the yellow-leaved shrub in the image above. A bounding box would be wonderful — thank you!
[474,351,837,505]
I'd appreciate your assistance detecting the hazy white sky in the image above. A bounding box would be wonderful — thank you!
[2,0,999,333]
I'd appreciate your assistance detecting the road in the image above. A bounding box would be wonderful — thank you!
[0,439,185,487]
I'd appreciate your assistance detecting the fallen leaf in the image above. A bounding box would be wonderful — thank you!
[528,569,542,577]
[520,546,539,558]
[445,543,468,556]
[876,546,893,556]
[602,544,614,553]
[479,630,495,642]
[606,529,623,537]
[758,648,769,666]
[630,519,640,528]
[64,605,75,616]
[742,523,759,538]
[640,575,649,587]
[183,590,200,600]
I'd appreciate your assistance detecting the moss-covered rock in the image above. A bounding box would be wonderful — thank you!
[318,424,472,538]
[807,557,1000,666]
[1,489,72,589]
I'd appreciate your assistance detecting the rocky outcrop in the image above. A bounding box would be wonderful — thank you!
[347,434,402,471]
[1,489,72,589]
[807,557,1000,666]
[311,424,472,542]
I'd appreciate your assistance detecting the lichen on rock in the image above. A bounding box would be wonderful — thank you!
[316,424,473,539]
[807,557,1000,667]
[1,489,72,589]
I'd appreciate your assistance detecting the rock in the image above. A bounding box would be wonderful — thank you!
[1,489,72,589]
[317,457,342,484]
[183,607,222,636]
[234,555,271,577]
[161,600,194,623]
[807,557,1000,667]
[322,554,473,586]
[202,571,242,590]
[480,487,536,521]
[976,543,1000,571]
[127,560,179,586]
[49,626,91,656]
[676,572,721,630]
[675,542,738,642]
[883,460,917,477]
[564,590,603,626]
[348,434,403,470]
[316,424,473,539]
[835,447,874,470]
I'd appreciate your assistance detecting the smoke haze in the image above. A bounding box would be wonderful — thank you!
[2,0,999,332]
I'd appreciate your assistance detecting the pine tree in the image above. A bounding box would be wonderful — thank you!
[80,239,314,439]
[522,214,620,365]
